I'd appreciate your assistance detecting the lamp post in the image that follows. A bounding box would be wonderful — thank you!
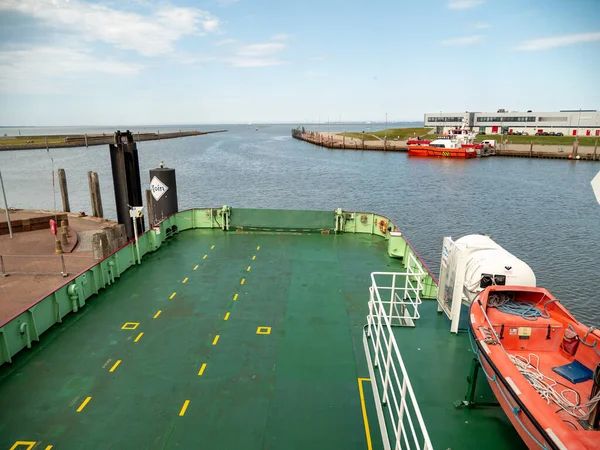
[0,170,13,238]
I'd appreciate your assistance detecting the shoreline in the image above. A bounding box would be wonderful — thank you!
[0,129,227,151]
[292,130,600,161]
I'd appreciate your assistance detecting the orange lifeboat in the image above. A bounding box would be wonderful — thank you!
[470,285,600,449]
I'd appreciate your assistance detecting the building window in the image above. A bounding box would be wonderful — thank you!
[427,117,463,123]
[477,116,535,123]
[538,117,568,122]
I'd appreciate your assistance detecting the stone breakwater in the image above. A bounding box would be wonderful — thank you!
[291,129,600,161]
[0,130,227,151]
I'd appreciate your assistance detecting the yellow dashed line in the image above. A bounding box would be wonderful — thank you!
[76,396,92,413]
[179,400,190,416]
[212,335,220,345]
[240,278,245,285]
[193,265,199,270]
[224,312,230,321]
[252,255,256,260]
[109,360,121,373]
[247,266,251,272]
[182,277,188,283]
[198,363,207,376]
[153,310,162,319]
[45,446,54,450]
[203,254,207,259]
[134,332,144,343]
[170,292,177,300]
[256,246,260,250]
[211,245,215,249]
[233,293,238,301]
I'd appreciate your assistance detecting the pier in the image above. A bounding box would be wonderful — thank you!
[292,129,600,161]
[0,129,227,151]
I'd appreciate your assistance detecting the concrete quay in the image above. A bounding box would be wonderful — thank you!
[0,209,128,324]
[292,130,600,161]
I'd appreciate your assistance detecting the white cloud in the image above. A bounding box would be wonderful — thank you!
[311,56,326,62]
[441,35,483,46]
[448,0,485,9]
[515,32,600,51]
[0,0,220,56]
[175,36,288,68]
[0,46,144,93]
[473,22,491,29]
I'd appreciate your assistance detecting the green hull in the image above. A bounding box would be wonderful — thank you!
[0,208,523,449]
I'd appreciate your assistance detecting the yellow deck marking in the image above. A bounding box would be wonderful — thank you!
[45,446,53,450]
[121,322,139,330]
[193,264,199,270]
[76,396,92,413]
[358,378,373,450]
[247,266,251,272]
[153,310,162,319]
[182,277,188,284]
[203,254,207,259]
[170,292,176,299]
[109,360,121,373]
[179,400,190,416]
[211,245,215,249]
[252,255,256,260]
[198,363,207,376]
[9,442,36,450]
[256,246,260,250]
[134,332,144,343]
[240,278,245,285]
[233,293,238,301]
[256,326,271,335]
[212,335,220,345]
[224,312,230,321]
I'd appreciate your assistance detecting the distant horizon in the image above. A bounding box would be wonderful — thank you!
[0,120,425,128]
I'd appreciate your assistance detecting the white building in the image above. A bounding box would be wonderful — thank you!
[424,110,600,136]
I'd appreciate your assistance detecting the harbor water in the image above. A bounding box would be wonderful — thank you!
[1,124,599,325]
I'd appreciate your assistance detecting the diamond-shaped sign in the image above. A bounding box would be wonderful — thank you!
[150,176,168,201]
[592,170,600,205]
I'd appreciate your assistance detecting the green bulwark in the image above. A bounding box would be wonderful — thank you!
[0,208,522,449]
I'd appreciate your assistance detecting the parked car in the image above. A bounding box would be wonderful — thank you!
[556,132,564,136]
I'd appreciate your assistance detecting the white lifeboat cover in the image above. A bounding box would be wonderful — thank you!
[455,235,536,303]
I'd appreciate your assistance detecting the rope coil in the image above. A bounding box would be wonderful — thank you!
[509,353,600,421]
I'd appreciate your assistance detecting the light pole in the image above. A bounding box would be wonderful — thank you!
[385,112,388,129]
[0,170,13,238]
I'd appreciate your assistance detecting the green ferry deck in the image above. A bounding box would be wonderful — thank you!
[0,208,525,449]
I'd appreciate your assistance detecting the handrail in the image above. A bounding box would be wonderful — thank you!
[364,267,433,450]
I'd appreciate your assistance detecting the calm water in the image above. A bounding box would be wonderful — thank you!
[1,124,599,325]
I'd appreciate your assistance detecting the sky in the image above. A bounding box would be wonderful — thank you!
[0,0,599,126]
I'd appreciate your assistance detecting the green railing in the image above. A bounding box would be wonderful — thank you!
[0,207,438,366]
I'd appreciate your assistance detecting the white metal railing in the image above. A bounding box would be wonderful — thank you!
[364,257,433,450]
[369,254,425,327]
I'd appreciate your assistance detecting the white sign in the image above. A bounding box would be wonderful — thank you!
[150,176,168,201]
[129,206,144,218]
[592,170,600,205]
